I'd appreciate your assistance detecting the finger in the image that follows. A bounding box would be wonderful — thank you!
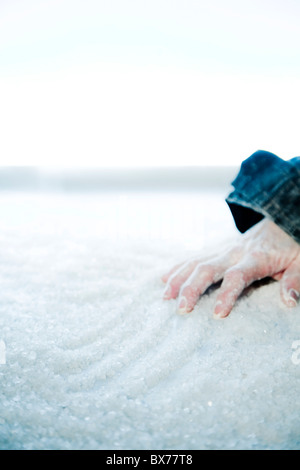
[161,242,235,284]
[161,251,220,284]
[177,260,228,314]
[163,245,239,305]
[213,255,266,319]
[163,259,199,300]
[213,267,247,319]
[279,257,300,307]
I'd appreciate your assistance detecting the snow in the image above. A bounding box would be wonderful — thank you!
[0,181,299,450]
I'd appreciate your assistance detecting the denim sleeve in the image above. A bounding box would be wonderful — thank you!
[226,150,300,244]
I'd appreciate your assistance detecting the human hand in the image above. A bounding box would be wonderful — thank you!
[162,219,300,318]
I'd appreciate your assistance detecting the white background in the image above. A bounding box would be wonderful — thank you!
[1,0,300,168]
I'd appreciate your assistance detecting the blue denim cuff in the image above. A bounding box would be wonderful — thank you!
[226,150,300,244]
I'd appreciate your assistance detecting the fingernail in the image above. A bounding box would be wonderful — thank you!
[213,301,227,319]
[213,313,222,320]
[163,285,172,299]
[214,300,222,314]
[213,312,226,320]
[177,297,188,315]
[288,289,300,307]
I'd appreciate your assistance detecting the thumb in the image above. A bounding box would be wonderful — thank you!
[280,256,300,307]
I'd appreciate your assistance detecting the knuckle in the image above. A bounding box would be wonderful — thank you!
[180,283,198,299]
[224,266,246,283]
[195,263,214,278]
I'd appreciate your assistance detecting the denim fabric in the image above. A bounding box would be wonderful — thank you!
[226,150,300,244]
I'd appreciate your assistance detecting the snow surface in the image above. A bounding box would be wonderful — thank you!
[0,187,299,450]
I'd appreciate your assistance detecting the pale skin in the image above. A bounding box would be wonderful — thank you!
[162,218,300,318]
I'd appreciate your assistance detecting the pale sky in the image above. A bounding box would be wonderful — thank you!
[1,0,300,167]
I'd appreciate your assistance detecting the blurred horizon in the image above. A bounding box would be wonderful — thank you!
[0,165,238,192]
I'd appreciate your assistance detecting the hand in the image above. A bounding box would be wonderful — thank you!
[162,219,300,318]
